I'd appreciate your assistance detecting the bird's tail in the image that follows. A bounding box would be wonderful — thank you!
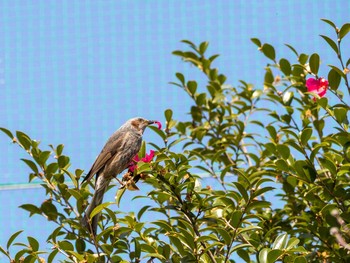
[82,176,110,235]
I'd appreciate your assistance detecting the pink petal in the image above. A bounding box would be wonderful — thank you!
[306,78,319,92]
[128,162,137,172]
[147,150,155,160]
[133,155,141,162]
[155,121,162,130]
[141,150,155,163]
[319,78,329,86]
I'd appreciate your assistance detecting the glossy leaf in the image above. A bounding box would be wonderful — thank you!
[272,233,288,249]
[251,38,261,47]
[321,18,337,29]
[339,23,350,40]
[309,53,320,75]
[279,58,291,75]
[320,35,338,54]
[0,127,14,140]
[165,109,173,123]
[7,230,23,250]
[328,68,341,90]
[261,43,276,61]
[300,128,312,145]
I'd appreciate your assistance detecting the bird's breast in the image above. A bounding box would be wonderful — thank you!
[103,133,142,179]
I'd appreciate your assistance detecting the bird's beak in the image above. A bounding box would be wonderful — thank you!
[147,120,162,129]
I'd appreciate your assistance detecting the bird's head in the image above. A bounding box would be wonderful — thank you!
[129,117,161,134]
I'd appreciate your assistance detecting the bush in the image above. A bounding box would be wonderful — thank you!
[1,19,350,263]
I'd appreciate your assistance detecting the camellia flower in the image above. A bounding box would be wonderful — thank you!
[129,150,155,172]
[306,77,328,101]
[154,121,162,130]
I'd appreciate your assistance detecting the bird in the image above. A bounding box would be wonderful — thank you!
[81,117,158,234]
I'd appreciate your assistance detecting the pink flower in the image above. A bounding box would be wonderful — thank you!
[141,150,155,162]
[306,77,328,101]
[154,121,162,130]
[128,150,155,172]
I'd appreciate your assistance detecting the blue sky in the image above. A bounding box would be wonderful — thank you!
[0,0,349,259]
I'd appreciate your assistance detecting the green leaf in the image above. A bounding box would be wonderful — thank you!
[285,44,298,56]
[321,18,337,30]
[164,109,173,123]
[149,126,166,140]
[27,236,39,251]
[39,151,51,166]
[90,202,113,220]
[334,108,347,123]
[230,210,243,228]
[187,80,197,95]
[328,68,341,90]
[318,97,328,109]
[57,155,70,169]
[264,68,274,85]
[246,200,271,211]
[339,23,350,40]
[267,250,283,262]
[7,230,23,250]
[283,91,294,105]
[279,58,291,75]
[175,72,185,85]
[233,182,249,203]
[137,205,151,221]
[0,246,11,259]
[56,144,64,156]
[199,41,209,55]
[309,53,320,75]
[277,144,290,160]
[328,65,345,79]
[134,239,141,259]
[16,131,32,150]
[169,236,185,255]
[58,240,74,251]
[0,127,14,140]
[286,237,300,249]
[196,93,207,105]
[115,188,126,207]
[259,248,269,263]
[272,233,288,249]
[19,204,41,217]
[143,253,166,261]
[320,35,338,54]
[251,186,275,199]
[75,239,86,253]
[41,201,58,221]
[216,227,231,245]
[261,43,276,61]
[344,142,350,162]
[230,243,252,253]
[20,159,39,174]
[294,256,308,263]
[66,250,84,261]
[47,250,59,263]
[298,53,309,65]
[251,38,261,47]
[266,125,277,140]
[300,128,312,145]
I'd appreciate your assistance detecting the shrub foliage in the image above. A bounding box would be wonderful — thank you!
[1,19,350,262]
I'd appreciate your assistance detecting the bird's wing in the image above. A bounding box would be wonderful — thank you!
[81,131,127,184]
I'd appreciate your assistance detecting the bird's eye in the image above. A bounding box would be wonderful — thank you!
[138,118,143,122]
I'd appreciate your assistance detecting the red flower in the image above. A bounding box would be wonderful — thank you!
[154,121,162,130]
[128,150,155,172]
[306,77,328,101]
